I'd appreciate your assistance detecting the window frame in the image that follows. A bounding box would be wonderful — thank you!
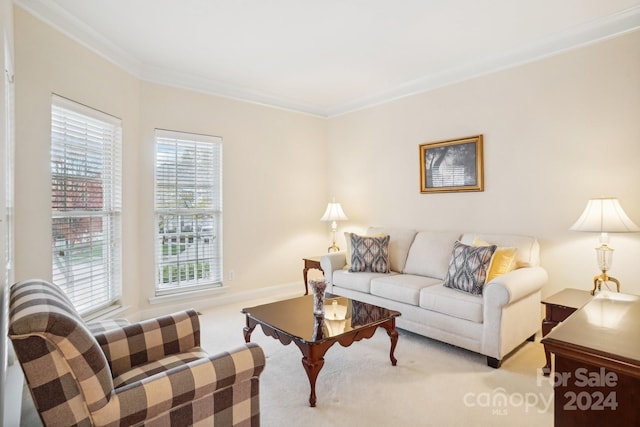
[154,129,223,296]
[50,95,122,315]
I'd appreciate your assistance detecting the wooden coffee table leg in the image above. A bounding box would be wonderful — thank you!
[243,317,257,343]
[301,355,324,407]
[380,319,399,365]
[297,341,333,407]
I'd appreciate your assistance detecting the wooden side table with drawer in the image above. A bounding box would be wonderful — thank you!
[540,288,592,375]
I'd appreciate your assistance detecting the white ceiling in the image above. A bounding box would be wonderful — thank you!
[16,0,640,117]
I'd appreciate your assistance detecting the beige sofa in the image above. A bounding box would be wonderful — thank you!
[320,227,548,368]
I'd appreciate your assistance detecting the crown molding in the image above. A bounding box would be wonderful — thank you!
[14,1,640,118]
[15,0,326,117]
[140,65,327,117]
[14,0,142,77]
[326,5,640,117]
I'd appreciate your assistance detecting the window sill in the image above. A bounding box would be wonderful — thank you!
[148,285,229,305]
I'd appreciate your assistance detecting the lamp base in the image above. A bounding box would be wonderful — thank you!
[327,228,340,252]
[591,271,620,296]
[327,243,340,253]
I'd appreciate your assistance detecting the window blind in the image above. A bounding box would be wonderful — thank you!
[155,129,222,294]
[51,95,122,314]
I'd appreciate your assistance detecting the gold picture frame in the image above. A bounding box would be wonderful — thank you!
[419,135,484,193]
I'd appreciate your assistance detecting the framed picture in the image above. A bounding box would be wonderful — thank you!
[419,135,484,193]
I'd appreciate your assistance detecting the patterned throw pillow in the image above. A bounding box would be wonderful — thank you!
[344,231,386,269]
[349,234,391,273]
[443,241,497,295]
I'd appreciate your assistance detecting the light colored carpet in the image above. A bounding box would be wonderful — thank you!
[203,298,553,427]
[21,296,554,426]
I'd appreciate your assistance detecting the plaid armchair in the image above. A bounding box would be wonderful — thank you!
[8,279,265,426]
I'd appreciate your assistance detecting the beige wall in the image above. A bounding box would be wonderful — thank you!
[136,82,327,315]
[327,30,640,297]
[12,4,640,313]
[13,7,328,316]
[14,7,142,310]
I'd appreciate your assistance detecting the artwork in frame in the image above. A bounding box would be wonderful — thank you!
[419,135,484,193]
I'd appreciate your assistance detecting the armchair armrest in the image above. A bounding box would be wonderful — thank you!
[483,266,548,307]
[92,343,266,426]
[320,252,347,285]
[95,309,200,377]
[86,318,130,334]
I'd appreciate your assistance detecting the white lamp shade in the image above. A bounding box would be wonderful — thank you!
[570,198,640,233]
[320,203,348,222]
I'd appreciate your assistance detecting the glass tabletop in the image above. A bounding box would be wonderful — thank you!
[242,294,400,343]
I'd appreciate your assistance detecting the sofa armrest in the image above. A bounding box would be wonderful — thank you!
[95,309,200,377]
[320,252,347,284]
[93,343,266,426]
[483,266,548,307]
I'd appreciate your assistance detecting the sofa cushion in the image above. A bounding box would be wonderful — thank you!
[443,241,496,295]
[403,231,461,279]
[367,227,417,273]
[349,234,390,273]
[370,274,443,306]
[333,269,398,293]
[460,233,540,267]
[420,283,484,323]
[472,237,518,283]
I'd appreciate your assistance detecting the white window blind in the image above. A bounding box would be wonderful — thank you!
[51,95,122,314]
[155,129,222,295]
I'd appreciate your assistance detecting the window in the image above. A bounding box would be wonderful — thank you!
[51,95,122,314]
[155,129,222,295]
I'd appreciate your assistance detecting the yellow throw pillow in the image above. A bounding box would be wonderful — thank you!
[472,237,518,283]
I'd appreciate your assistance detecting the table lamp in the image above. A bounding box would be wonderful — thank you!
[570,198,640,295]
[320,198,348,252]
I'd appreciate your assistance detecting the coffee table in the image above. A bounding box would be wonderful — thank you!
[242,295,401,407]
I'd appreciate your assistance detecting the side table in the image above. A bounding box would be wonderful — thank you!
[542,294,640,426]
[302,256,323,295]
[540,288,592,375]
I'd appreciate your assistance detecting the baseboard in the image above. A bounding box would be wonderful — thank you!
[136,281,302,320]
